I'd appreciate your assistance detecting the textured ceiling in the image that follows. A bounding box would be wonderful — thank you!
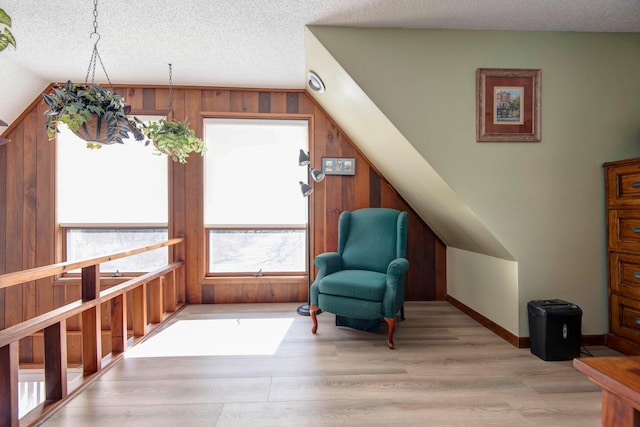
[1,0,639,123]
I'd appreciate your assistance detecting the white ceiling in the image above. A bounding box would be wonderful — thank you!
[1,0,639,123]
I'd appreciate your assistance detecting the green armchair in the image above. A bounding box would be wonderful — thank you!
[310,208,409,349]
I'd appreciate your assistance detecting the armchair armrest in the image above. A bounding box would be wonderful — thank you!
[387,258,409,279]
[383,257,409,318]
[314,252,343,280]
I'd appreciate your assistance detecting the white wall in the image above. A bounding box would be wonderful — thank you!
[447,248,519,334]
[306,27,640,337]
[0,60,47,125]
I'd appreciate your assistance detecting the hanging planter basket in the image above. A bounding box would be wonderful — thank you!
[137,118,206,164]
[71,112,115,146]
[43,81,143,148]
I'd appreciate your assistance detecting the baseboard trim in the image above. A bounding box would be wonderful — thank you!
[446,295,520,347]
[445,295,606,349]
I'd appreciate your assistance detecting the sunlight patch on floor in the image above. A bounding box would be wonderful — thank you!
[19,368,83,418]
[125,318,294,358]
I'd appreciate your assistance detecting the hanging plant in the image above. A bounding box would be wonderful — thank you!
[40,0,146,148]
[42,80,144,148]
[137,118,206,164]
[0,8,16,52]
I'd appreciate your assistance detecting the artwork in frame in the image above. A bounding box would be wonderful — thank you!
[476,68,541,142]
[322,157,355,175]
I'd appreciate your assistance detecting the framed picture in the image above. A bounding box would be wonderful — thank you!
[322,157,355,175]
[476,68,541,142]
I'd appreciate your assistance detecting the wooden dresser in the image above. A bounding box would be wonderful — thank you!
[605,157,640,355]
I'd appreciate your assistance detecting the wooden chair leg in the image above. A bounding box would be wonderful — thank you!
[310,305,319,334]
[384,317,396,349]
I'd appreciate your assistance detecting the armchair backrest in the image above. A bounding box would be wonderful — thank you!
[339,208,408,273]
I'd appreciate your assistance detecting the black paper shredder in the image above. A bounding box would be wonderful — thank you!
[527,299,582,361]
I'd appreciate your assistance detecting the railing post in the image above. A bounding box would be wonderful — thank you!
[0,342,18,427]
[177,264,186,304]
[164,270,176,313]
[111,294,127,354]
[132,283,147,337]
[44,320,67,401]
[81,265,102,375]
[149,277,163,324]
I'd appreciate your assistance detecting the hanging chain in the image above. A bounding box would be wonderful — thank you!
[84,0,113,87]
[92,0,98,36]
[168,63,173,113]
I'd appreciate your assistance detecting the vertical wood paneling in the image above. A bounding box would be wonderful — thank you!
[123,88,144,111]
[435,241,447,300]
[168,87,188,307]
[369,168,381,207]
[297,92,316,115]
[0,84,446,349]
[286,93,299,114]
[20,111,37,362]
[22,111,37,326]
[340,136,355,213]
[155,88,170,113]
[270,92,287,113]
[230,91,244,112]
[214,90,231,112]
[353,154,369,210]
[5,122,23,327]
[184,89,203,303]
[0,142,6,277]
[202,284,216,304]
[258,92,270,113]
[242,92,259,112]
[0,126,6,329]
[201,90,216,111]
[36,100,54,316]
[142,88,156,111]
[0,290,4,330]
[311,109,327,258]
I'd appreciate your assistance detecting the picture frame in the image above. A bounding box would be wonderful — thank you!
[322,157,355,175]
[476,68,541,142]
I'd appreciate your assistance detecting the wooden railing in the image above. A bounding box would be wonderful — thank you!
[0,237,186,427]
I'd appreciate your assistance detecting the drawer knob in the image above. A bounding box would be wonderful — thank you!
[635,272,640,279]
[636,318,640,326]
[633,227,640,233]
[633,182,640,188]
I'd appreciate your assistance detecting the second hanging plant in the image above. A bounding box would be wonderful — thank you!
[137,117,206,164]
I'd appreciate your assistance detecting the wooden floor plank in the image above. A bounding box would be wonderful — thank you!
[40,302,622,426]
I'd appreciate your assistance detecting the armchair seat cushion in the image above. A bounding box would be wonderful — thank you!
[317,270,387,302]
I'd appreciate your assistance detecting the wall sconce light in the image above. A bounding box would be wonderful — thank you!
[307,71,325,93]
[299,181,313,197]
[298,148,310,166]
[298,152,325,196]
[310,168,325,182]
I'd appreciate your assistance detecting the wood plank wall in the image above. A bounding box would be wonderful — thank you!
[0,84,446,362]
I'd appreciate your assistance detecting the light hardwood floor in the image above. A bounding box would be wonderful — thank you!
[40,302,621,426]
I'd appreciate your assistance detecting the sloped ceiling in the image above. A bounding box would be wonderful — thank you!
[304,27,514,260]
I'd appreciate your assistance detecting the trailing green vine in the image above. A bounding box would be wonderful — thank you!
[0,8,16,52]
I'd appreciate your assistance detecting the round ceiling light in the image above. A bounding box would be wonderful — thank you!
[307,71,325,93]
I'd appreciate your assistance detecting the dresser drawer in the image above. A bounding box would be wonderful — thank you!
[611,294,640,343]
[606,161,640,208]
[608,210,640,252]
[610,252,640,299]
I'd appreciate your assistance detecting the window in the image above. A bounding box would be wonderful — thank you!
[204,118,308,274]
[56,116,168,272]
